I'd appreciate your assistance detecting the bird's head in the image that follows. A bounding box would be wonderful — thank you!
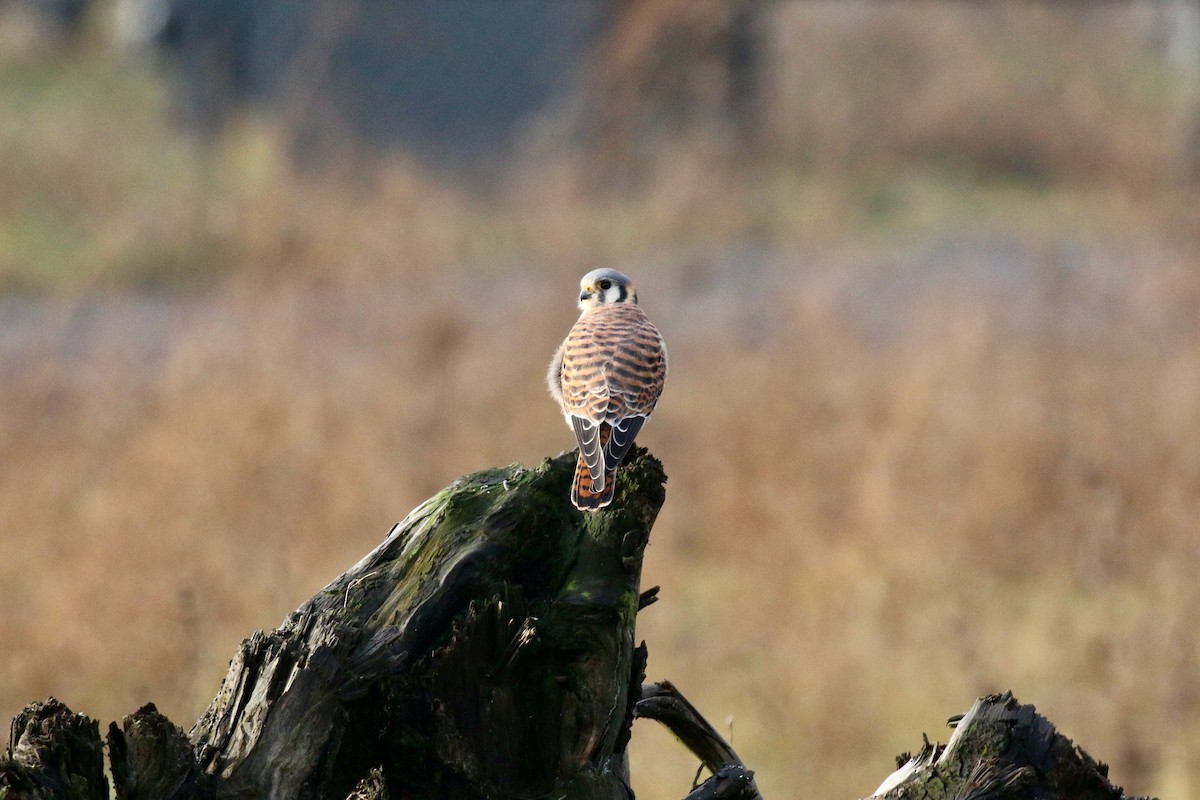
[578,268,636,312]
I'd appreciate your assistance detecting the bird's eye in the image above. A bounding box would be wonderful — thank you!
[598,280,612,291]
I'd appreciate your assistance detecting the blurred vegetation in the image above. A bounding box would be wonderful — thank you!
[2,3,1200,800]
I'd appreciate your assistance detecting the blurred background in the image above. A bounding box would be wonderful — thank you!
[2,1,1199,797]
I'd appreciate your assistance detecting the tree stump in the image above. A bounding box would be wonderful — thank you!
[180,447,666,799]
[865,691,1151,800]
[0,449,1154,800]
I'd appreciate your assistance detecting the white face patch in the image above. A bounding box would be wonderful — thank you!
[579,272,634,310]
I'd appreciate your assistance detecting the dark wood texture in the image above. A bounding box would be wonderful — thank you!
[865,691,1150,800]
[107,703,214,800]
[2,699,108,800]
[182,447,666,799]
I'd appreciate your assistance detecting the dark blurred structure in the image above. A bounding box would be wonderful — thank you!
[152,1,615,169]
[578,0,760,178]
[126,0,759,174]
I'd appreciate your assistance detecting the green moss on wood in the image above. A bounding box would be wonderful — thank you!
[186,447,667,800]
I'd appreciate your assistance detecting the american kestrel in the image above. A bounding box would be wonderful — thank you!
[548,269,667,510]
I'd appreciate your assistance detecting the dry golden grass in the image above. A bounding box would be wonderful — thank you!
[4,4,1200,799]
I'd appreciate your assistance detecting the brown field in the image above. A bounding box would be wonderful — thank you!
[4,3,1200,799]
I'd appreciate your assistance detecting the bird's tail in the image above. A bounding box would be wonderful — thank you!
[572,454,618,510]
[572,423,616,510]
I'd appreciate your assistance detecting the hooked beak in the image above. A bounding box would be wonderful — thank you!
[579,289,594,303]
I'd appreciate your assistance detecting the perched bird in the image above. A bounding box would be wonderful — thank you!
[548,268,667,510]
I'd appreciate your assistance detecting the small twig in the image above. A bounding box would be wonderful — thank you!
[638,585,661,610]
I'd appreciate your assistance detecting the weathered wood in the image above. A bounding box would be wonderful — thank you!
[185,447,666,799]
[1,698,108,800]
[344,767,389,800]
[107,703,214,800]
[679,766,759,800]
[866,691,1151,800]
